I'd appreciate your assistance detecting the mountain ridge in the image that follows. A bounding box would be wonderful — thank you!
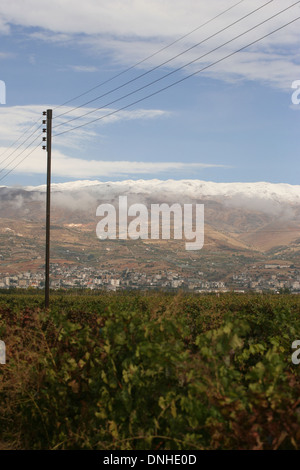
[1,179,299,277]
[1,178,299,204]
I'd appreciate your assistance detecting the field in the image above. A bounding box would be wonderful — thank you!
[0,290,300,450]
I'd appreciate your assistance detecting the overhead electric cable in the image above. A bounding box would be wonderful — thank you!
[0,132,42,183]
[0,0,247,167]
[0,116,41,161]
[0,123,42,172]
[53,7,300,137]
[54,0,273,122]
[53,0,247,112]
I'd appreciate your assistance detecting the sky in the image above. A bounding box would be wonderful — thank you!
[0,0,300,187]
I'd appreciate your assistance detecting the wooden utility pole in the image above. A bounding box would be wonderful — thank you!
[43,109,52,309]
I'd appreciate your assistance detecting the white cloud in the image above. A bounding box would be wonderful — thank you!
[0,104,169,146]
[0,105,44,144]
[68,65,98,73]
[0,105,173,185]
[1,0,300,88]
[0,146,227,179]
[52,106,171,149]
[0,105,227,179]
[47,151,228,178]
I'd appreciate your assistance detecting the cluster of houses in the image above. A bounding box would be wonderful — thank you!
[0,262,300,293]
[231,265,300,293]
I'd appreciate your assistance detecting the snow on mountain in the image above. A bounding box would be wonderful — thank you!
[20,179,300,205]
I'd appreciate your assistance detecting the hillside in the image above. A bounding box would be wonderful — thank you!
[1,180,299,288]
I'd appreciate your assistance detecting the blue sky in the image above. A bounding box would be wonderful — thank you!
[0,0,300,186]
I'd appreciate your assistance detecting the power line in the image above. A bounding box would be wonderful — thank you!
[53,7,300,137]
[0,124,42,174]
[54,0,273,123]
[54,1,297,132]
[0,132,42,183]
[0,123,42,172]
[0,0,247,175]
[0,116,41,161]
[53,0,247,112]
[2,2,299,182]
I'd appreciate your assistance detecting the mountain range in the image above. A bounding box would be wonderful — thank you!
[1,179,300,277]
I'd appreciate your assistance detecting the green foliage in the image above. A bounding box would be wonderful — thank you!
[0,291,300,449]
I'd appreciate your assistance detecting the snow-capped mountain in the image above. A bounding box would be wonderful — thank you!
[21,178,300,201]
[1,179,300,273]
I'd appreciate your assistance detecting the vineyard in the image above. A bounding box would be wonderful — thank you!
[0,290,300,450]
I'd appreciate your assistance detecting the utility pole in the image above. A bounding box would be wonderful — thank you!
[42,109,52,309]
